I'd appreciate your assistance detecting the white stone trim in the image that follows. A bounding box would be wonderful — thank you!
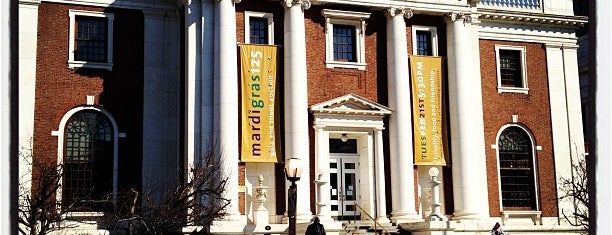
[68,9,114,71]
[411,25,439,56]
[495,45,529,94]
[494,123,541,211]
[322,9,370,70]
[244,11,274,45]
[53,106,121,210]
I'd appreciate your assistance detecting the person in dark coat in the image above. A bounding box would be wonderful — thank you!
[305,217,325,235]
[491,222,505,235]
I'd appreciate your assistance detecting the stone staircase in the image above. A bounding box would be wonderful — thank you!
[341,220,399,235]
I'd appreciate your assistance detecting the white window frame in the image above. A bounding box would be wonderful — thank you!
[411,25,439,56]
[495,45,528,94]
[494,124,540,211]
[52,105,124,212]
[322,9,370,71]
[244,11,274,45]
[68,9,114,71]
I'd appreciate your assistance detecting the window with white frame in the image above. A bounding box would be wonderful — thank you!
[495,45,528,93]
[497,125,538,210]
[68,9,114,71]
[411,25,438,56]
[322,9,370,70]
[245,11,274,45]
[63,111,114,211]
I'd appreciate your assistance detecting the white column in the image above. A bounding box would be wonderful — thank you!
[385,7,419,222]
[445,13,489,221]
[2,1,15,234]
[374,128,389,223]
[214,0,240,217]
[201,0,215,145]
[185,0,202,176]
[314,125,332,222]
[545,44,586,221]
[282,0,312,222]
[18,1,40,211]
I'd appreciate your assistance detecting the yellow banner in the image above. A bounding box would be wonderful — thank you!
[240,44,279,163]
[410,55,446,165]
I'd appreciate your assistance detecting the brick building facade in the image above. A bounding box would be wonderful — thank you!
[18,0,588,234]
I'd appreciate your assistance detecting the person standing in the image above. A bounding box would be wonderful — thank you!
[305,217,325,235]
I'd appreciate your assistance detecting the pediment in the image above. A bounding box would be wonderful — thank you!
[310,93,391,116]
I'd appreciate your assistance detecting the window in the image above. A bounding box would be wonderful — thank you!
[63,111,114,211]
[323,9,370,70]
[244,11,274,45]
[495,45,528,93]
[329,138,358,154]
[68,10,114,70]
[497,126,538,210]
[411,26,438,56]
[333,25,356,62]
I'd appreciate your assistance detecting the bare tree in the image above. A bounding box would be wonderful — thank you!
[559,155,589,232]
[17,161,77,235]
[107,143,231,234]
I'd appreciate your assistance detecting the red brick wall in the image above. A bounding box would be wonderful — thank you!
[480,40,557,217]
[33,3,144,193]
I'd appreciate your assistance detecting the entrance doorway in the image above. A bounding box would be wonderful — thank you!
[330,155,360,220]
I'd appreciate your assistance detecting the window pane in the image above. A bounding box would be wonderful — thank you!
[416,30,432,56]
[63,111,113,211]
[75,16,107,63]
[499,50,523,87]
[498,126,536,209]
[333,25,356,62]
[329,139,357,154]
[249,17,268,44]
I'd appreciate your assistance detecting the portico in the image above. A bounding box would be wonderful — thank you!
[310,94,392,223]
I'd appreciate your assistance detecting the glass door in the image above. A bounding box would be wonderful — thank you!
[329,156,360,220]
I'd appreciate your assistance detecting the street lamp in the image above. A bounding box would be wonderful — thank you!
[285,157,302,235]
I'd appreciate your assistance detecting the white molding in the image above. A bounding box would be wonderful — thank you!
[68,9,114,71]
[411,25,438,56]
[53,105,121,210]
[244,11,274,45]
[322,9,370,71]
[494,124,541,211]
[495,45,529,93]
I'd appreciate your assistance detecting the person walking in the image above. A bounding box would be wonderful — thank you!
[305,217,325,235]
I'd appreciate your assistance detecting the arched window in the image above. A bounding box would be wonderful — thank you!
[63,111,113,211]
[498,126,537,210]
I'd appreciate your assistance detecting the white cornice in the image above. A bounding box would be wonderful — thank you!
[42,0,177,12]
[312,0,469,15]
[478,9,587,28]
[479,21,579,45]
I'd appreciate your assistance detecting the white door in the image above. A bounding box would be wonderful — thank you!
[329,156,360,219]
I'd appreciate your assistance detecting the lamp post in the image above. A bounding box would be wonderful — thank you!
[285,157,302,235]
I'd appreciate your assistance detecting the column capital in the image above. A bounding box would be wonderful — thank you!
[281,0,311,10]
[313,124,326,131]
[385,7,413,19]
[444,12,478,24]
